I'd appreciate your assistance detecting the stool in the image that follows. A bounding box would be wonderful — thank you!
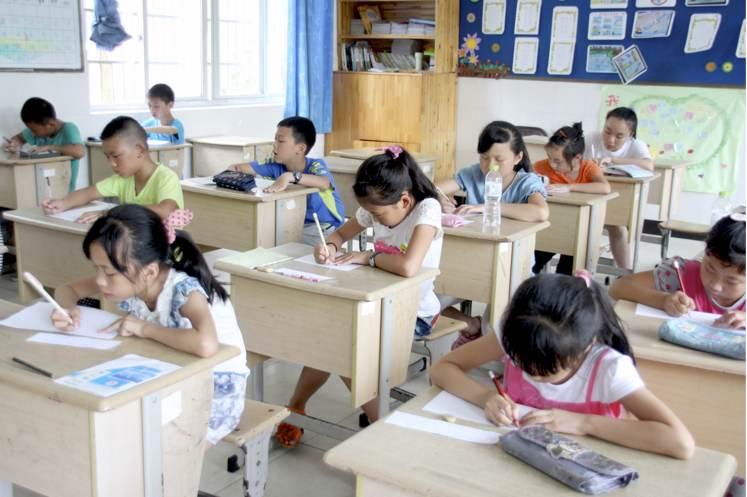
[658,220,710,259]
[412,317,468,368]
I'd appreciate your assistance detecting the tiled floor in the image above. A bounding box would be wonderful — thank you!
[5,234,705,497]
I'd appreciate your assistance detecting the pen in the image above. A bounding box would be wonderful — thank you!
[12,356,54,378]
[313,212,330,258]
[23,271,74,325]
[488,370,517,425]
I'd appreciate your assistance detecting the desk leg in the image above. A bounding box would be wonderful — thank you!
[142,392,164,497]
[252,362,265,402]
[0,481,12,497]
[632,183,651,272]
[274,201,284,246]
[377,296,395,417]
[587,204,605,272]
[509,240,522,295]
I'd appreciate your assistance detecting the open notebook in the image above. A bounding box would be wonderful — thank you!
[604,164,654,179]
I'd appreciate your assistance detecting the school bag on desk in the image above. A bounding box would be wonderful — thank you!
[499,425,639,494]
[658,318,746,360]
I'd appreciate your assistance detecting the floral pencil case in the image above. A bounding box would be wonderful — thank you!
[658,318,745,360]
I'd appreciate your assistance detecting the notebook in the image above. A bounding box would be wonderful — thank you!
[604,164,654,179]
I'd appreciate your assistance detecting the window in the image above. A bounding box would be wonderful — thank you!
[84,0,287,108]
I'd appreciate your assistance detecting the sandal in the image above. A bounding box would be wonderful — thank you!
[275,407,305,448]
[450,316,483,351]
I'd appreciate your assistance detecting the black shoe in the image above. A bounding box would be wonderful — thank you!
[359,412,370,428]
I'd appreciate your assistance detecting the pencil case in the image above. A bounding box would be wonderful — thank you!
[441,213,468,227]
[213,170,257,193]
[658,318,745,360]
[499,425,639,494]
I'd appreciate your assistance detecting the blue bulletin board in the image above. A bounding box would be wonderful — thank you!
[458,0,745,87]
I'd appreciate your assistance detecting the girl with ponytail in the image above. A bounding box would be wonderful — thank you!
[50,204,248,445]
[432,271,696,460]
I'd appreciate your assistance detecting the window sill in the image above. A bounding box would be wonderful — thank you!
[90,96,284,116]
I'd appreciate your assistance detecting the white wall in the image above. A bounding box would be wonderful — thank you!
[455,77,746,224]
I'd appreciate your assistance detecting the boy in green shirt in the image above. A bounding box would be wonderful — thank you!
[43,116,183,223]
[3,97,85,192]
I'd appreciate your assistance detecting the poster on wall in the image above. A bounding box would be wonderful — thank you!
[738,19,746,57]
[591,0,629,8]
[483,0,507,34]
[636,0,676,6]
[587,44,625,72]
[551,6,579,41]
[548,41,575,74]
[684,13,721,52]
[632,10,676,38]
[685,0,728,6]
[513,37,539,74]
[515,0,542,35]
[612,44,648,83]
[588,11,628,39]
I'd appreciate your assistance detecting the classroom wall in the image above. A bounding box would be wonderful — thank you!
[455,77,746,224]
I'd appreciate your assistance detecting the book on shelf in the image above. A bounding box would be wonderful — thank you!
[357,5,381,34]
[350,19,364,35]
[339,42,423,72]
[371,21,391,35]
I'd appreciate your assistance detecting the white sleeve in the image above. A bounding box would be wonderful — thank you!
[414,198,444,240]
[628,139,652,160]
[355,206,374,228]
[599,353,645,403]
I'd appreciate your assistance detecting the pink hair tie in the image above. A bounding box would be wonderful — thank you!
[574,269,592,288]
[163,209,193,244]
[383,145,403,160]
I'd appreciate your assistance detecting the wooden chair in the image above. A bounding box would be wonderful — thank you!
[658,220,710,259]
[412,317,467,368]
[516,126,548,137]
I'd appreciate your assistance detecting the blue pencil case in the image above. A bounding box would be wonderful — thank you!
[658,318,745,360]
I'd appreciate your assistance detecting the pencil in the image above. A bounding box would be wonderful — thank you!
[313,213,329,257]
[12,357,54,378]
[23,272,74,325]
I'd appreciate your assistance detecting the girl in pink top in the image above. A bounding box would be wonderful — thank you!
[611,214,746,329]
[432,272,694,459]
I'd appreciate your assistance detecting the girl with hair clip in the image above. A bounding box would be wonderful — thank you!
[50,204,249,445]
[274,145,443,447]
[431,271,695,460]
[533,122,610,274]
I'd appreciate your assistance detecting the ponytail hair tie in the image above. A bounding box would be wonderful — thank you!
[382,145,403,160]
[163,209,194,244]
[574,268,592,288]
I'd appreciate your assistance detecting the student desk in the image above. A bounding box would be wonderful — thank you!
[649,160,687,222]
[436,217,550,332]
[536,191,619,272]
[0,154,73,209]
[615,300,745,474]
[3,208,92,304]
[214,243,439,416]
[188,136,274,177]
[325,154,436,219]
[324,386,736,497]
[86,140,191,183]
[181,179,318,251]
[328,147,438,180]
[0,299,240,497]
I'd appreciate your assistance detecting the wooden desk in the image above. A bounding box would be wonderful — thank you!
[3,208,91,304]
[537,191,619,272]
[215,243,439,416]
[329,147,438,180]
[0,299,240,497]
[649,160,688,222]
[0,154,73,209]
[87,140,191,183]
[615,300,745,474]
[325,155,435,219]
[325,386,736,497]
[181,179,317,251]
[436,217,550,331]
[604,173,660,272]
[188,136,274,177]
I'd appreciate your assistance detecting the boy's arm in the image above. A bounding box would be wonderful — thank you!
[44,185,102,213]
[36,143,85,158]
[609,270,669,308]
[143,126,179,135]
[143,199,180,220]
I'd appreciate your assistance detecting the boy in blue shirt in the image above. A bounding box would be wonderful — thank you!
[141,84,185,144]
[230,116,345,244]
[3,97,85,191]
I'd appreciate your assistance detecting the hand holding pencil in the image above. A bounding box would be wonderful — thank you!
[486,370,518,426]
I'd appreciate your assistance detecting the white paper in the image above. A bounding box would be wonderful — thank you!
[512,37,539,74]
[483,0,506,34]
[27,332,120,350]
[0,302,120,339]
[55,354,180,397]
[636,0,676,6]
[632,10,675,38]
[147,139,170,147]
[635,303,723,326]
[423,390,535,426]
[515,0,542,35]
[385,411,502,444]
[547,41,575,75]
[737,19,745,58]
[272,267,333,282]
[685,13,721,53]
[551,6,578,42]
[588,11,628,40]
[295,254,362,272]
[49,202,118,223]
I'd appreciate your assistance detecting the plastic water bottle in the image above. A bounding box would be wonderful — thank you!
[483,161,502,228]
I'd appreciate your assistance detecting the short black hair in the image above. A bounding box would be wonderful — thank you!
[706,214,746,273]
[147,83,175,104]
[606,107,639,138]
[277,116,316,154]
[100,116,148,146]
[546,122,585,163]
[21,97,56,124]
[477,121,532,172]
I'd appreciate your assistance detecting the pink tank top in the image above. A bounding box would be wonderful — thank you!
[680,260,746,314]
[503,349,624,418]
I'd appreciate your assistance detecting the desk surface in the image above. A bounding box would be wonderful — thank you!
[443,216,550,242]
[604,172,660,184]
[0,153,74,165]
[324,386,736,497]
[0,299,239,413]
[546,191,619,206]
[3,207,89,235]
[616,300,745,376]
[330,147,439,163]
[187,135,273,147]
[215,242,439,302]
[654,160,689,170]
[86,140,191,151]
[181,180,318,203]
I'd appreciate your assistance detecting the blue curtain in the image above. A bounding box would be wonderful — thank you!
[284,0,334,133]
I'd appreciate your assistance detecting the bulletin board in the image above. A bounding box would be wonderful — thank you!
[0,0,84,71]
[458,0,745,86]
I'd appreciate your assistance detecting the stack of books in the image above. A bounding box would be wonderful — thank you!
[348,18,436,36]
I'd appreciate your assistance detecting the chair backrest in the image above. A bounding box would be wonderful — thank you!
[516,126,548,137]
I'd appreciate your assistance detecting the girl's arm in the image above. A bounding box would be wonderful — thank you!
[52,277,101,331]
[609,270,694,316]
[371,224,437,278]
[609,156,654,171]
[570,170,611,194]
[501,192,549,222]
[314,217,366,263]
[436,178,461,196]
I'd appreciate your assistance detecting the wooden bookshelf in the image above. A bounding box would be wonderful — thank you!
[328,0,458,181]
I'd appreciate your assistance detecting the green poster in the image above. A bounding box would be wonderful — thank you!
[599,85,745,194]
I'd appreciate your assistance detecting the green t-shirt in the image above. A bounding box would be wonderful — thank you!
[22,121,83,192]
[95,164,184,208]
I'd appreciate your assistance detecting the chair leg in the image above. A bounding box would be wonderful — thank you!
[242,427,273,497]
[659,228,671,260]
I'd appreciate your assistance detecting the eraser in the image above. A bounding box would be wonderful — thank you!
[442,415,457,423]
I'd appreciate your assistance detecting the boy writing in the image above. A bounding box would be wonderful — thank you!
[141,83,185,145]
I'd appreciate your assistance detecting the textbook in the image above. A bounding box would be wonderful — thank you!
[604,164,654,178]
